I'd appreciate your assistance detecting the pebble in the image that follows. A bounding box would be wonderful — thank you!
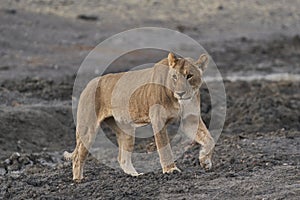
[0,168,6,176]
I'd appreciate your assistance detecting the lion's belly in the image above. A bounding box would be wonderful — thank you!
[131,114,151,127]
[132,122,150,128]
[112,114,150,128]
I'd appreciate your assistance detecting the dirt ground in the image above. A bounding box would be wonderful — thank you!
[0,1,299,199]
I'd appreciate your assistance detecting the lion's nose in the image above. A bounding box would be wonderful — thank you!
[176,91,186,98]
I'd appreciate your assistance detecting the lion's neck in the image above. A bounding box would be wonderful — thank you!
[179,92,200,118]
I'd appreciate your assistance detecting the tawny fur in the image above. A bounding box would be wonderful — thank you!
[64,53,215,182]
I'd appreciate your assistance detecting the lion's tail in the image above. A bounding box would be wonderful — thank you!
[63,150,74,161]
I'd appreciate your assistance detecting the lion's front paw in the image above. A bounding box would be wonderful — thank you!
[199,148,213,171]
[121,164,143,177]
[163,164,181,174]
[73,173,84,183]
[199,156,212,171]
[73,178,83,183]
[129,172,144,177]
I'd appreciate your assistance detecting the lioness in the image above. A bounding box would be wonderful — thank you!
[64,52,215,182]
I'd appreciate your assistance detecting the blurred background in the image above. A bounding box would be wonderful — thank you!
[0,1,299,199]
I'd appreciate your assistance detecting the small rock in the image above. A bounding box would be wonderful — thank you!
[11,100,21,107]
[53,64,59,70]
[293,34,300,44]
[0,168,6,175]
[10,171,21,178]
[4,9,17,15]
[218,5,224,10]
[77,14,98,21]
[4,158,11,165]
[10,152,20,160]
[240,36,248,42]
[176,25,186,33]
[18,156,31,166]
[0,65,10,71]
[225,172,236,177]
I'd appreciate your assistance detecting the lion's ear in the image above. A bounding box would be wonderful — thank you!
[196,54,209,71]
[168,52,177,68]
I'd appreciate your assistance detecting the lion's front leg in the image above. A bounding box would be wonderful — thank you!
[153,125,181,173]
[150,105,181,173]
[195,119,215,171]
[181,115,215,170]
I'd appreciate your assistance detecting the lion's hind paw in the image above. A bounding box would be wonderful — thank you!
[63,151,73,161]
[199,157,212,171]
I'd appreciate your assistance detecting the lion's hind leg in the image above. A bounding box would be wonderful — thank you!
[105,118,142,176]
[72,125,98,182]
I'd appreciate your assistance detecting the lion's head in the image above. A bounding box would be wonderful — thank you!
[166,52,209,102]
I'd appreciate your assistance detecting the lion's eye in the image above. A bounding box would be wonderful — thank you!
[187,74,193,79]
[172,74,177,80]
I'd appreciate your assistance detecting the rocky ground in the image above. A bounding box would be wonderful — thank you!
[0,1,299,199]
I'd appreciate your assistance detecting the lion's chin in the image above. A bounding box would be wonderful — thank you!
[177,97,192,103]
